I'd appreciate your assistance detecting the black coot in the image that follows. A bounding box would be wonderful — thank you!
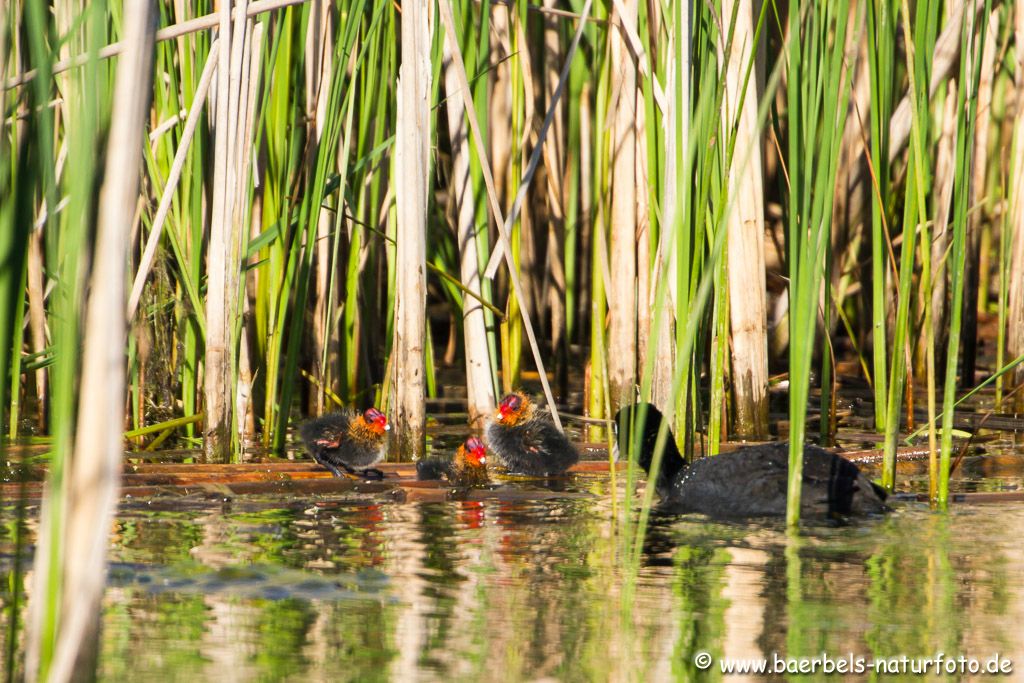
[615,403,887,519]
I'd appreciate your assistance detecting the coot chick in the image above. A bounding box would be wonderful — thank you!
[299,408,390,479]
[615,403,887,519]
[416,436,489,486]
[486,392,579,476]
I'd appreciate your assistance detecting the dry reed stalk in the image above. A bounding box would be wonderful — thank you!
[610,0,665,112]
[887,0,984,164]
[579,82,593,348]
[635,96,651,379]
[127,42,218,321]
[720,0,768,437]
[925,85,958,367]
[148,109,187,142]
[27,230,47,427]
[1008,1,1024,402]
[546,226,568,360]
[204,0,236,458]
[514,9,541,334]
[243,20,264,205]
[204,0,257,446]
[444,38,495,428]
[651,8,689,412]
[242,190,262,439]
[32,2,154,678]
[226,0,251,204]
[959,9,999,388]
[443,31,496,430]
[3,0,309,91]
[608,0,638,413]
[0,1,9,82]
[489,5,513,209]
[438,0,591,432]
[308,1,335,415]
[542,0,567,368]
[24,138,69,432]
[833,37,869,313]
[835,0,982,239]
[392,0,433,458]
[237,291,255,441]
[236,19,263,441]
[309,225,330,411]
[305,0,332,135]
[649,265,675,412]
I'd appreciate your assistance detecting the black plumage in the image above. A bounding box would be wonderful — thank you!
[486,393,579,476]
[415,458,452,480]
[416,437,489,486]
[615,403,888,519]
[299,409,389,479]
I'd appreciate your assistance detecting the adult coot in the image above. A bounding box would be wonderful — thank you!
[616,403,887,519]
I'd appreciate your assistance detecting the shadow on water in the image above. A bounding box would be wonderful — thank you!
[2,439,1024,680]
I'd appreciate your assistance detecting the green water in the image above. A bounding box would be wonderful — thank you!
[3,448,1024,681]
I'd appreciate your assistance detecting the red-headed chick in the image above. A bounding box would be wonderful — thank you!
[416,436,489,486]
[299,408,389,480]
[486,392,579,476]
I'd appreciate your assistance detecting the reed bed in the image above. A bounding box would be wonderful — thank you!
[3,0,1024,675]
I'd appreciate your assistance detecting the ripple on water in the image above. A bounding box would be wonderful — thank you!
[3,450,1024,681]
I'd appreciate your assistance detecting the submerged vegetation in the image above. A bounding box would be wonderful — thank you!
[3,0,1024,677]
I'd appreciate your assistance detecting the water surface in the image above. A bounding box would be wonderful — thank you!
[3,443,1024,681]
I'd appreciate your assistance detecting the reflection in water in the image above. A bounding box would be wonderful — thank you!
[2,471,1024,680]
